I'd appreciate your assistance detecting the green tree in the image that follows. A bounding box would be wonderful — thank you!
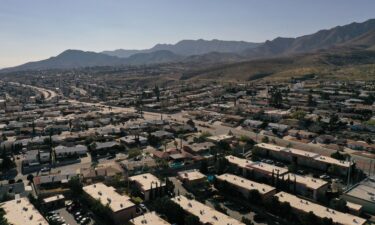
[184,215,200,225]
[68,176,83,198]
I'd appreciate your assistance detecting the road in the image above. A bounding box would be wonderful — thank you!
[8,82,58,101]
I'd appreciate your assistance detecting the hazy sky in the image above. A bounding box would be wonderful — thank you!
[1,0,374,68]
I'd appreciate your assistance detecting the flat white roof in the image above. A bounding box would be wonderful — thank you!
[178,170,206,182]
[83,183,134,213]
[286,173,328,190]
[226,155,288,175]
[42,194,65,204]
[255,143,351,168]
[207,134,233,142]
[275,192,366,225]
[129,173,165,192]
[1,197,49,225]
[172,195,244,225]
[131,212,170,225]
[216,173,276,195]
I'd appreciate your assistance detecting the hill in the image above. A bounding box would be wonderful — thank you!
[181,48,375,81]
[102,39,261,58]
[243,19,375,58]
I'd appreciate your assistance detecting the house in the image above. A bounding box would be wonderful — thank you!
[150,130,174,139]
[243,119,263,128]
[347,140,375,152]
[267,123,289,134]
[119,135,148,146]
[177,170,207,187]
[55,145,88,159]
[129,173,165,201]
[83,183,137,224]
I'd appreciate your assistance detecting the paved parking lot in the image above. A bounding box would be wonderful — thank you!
[55,208,80,225]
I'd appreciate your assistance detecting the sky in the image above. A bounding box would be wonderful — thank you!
[0,0,374,68]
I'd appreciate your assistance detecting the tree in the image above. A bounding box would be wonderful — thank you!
[68,176,83,198]
[330,151,347,161]
[199,160,208,174]
[261,136,269,143]
[307,94,316,107]
[152,197,185,225]
[0,208,10,225]
[268,87,283,108]
[330,198,348,212]
[184,215,200,225]
[154,85,160,102]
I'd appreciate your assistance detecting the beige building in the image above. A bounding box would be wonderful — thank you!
[83,183,136,224]
[255,143,351,175]
[129,173,165,201]
[130,212,170,225]
[226,155,288,181]
[177,170,207,187]
[172,195,245,225]
[284,173,329,200]
[275,192,366,225]
[216,173,277,200]
[1,197,49,225]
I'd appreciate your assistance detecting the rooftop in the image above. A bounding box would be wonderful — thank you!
[178,170,206,182]
[129,173,165,192]
[172,195,244,225]
[255,143,351,168]
[225,155,288,175]
[345,177,375,203]
[287,173,328,190]
[216,173,276,195]
[83,183,135,212]
[275,192,366,225]
[1,197,49,225]
[131,212,170,225]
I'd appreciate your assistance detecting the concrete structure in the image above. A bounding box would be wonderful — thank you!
[172,195,245,225]
[1,197,49,225]
[275,192,366,225]
[284,173,329,200]
[343,177,375,214]
[42,194,65,210]
[129,173,165,201]
[255,143,351,175]
[130,212,170,225]
[177,170,207,187]
[226,155,288,181]
[216,173,277,200]
[83,183,136,224]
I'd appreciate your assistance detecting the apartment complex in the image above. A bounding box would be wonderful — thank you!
[275,192,366,225]
[172,195,245,225]
[1,197,49,225]
[255,143,351,175]
[129,173,165,201]
[130,212,170,225]
[216,173,277,200]
[83,183,136,224]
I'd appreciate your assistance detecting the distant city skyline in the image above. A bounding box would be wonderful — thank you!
[0,0,374,68]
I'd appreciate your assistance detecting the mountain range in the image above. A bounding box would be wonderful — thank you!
[2,18,375,72]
